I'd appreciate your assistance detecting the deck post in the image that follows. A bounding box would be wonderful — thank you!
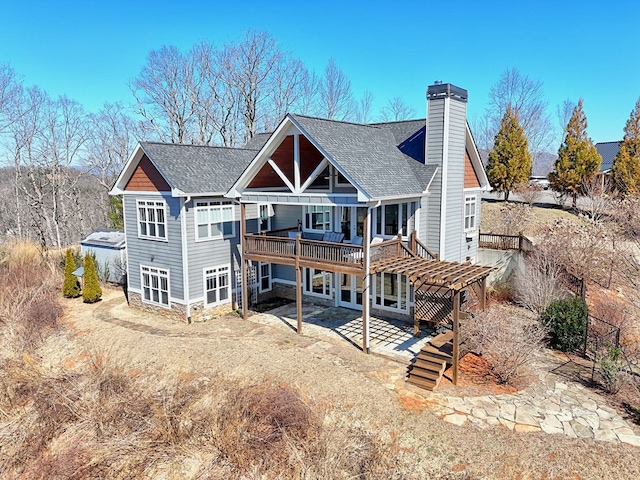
[362,207,371,353]
[480,277,487,311]
[452,289,461,385]
[410,230,417,254]
[295,233,302,334]
[240,203,248,319]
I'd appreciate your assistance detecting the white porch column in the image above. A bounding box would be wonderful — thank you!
[362,207,371,353]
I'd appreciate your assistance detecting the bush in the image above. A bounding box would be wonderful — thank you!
[62,249,81,298]
[463,305,547,385]
[82,253,102,303]
[513,249,569,314]
[542,297,588,352]
[598,345,627,393]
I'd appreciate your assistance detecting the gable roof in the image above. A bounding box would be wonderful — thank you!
[111,142,258,196]
[289,114,437,199]
[596,141,621,172]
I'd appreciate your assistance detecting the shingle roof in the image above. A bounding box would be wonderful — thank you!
[290,114,436,199]
[244,132,271,150]
[140,142,258,195]
[595,141,621,172]
[81,228,125,248]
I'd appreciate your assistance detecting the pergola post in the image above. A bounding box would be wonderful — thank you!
[295,233,302,334]
[480,277,487,311]
[240,203,248,319]
[452,289,461,385]
[362,208,371,353]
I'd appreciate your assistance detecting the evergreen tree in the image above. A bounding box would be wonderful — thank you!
[486,105,532,201]
[63,249,81,298]
[549,99,601,207]
[611,98,640,195]
[82,253,102,304]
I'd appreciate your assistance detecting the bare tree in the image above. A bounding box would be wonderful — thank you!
[223,31,280,142]
[556,98,576,143]
[480,68,554,169]
[130,45,199,144]
[318,58,356,121]
[513,248,569,314]
[265,53,311,130]
[581,175,611,224]
[0,64,22,134]
[356,90,375,124]
[379,96,416,122]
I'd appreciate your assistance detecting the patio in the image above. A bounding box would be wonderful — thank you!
[254,302,435,361]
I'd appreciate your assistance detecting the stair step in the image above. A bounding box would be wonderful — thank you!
[408,368,442,381]
[419,345,452,360]
[406,375,437,390]
[430,331,453,348]
[412,358,446,373]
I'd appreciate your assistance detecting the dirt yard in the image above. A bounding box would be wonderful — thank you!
[56,287,640,480]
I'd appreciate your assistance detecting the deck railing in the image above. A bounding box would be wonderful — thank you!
[479,232,534,252]
[244,233,364,269]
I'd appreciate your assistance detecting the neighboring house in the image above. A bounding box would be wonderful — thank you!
[110,83,491,348]
[595,141,621,187]
[80,228,126,284]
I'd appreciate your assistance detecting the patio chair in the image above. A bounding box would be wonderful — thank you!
[322,231,345,243]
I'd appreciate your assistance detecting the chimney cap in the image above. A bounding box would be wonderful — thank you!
[427,83,468,103]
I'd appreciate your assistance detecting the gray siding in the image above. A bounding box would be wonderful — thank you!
[443,99,467,262]
[124,194,185,301]
[271,204,302,231]
[183,198,255,301]
[424,94,469,262]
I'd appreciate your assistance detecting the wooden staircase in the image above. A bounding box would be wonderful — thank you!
[406,329,453,391]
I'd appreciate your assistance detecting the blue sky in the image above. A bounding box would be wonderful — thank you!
[1,0,638,146]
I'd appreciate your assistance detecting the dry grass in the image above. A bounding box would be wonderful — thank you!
[481,199,584,239]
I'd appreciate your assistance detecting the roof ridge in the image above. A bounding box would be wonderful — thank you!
[291,113,381,129]
[595,140,622,145]
[141,141,259,151]
[369,118,426,126]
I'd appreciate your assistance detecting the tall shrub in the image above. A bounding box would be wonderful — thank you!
[62,249,81,298]
[542,297,588,352]
[82,253,102,304]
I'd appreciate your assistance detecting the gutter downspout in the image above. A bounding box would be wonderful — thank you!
[180,196,191,323]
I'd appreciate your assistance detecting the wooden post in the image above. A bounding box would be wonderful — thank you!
[295,233,302,334]
[411,305,419,337]
[396,232,402,256]
[518,232,523,252]
[410,230,417,255]
[362,208,371,353]
[452,290,460,385]
[480,277,487,311]
[240,203,248,319]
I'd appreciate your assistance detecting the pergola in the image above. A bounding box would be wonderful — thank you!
[370,256,493,384]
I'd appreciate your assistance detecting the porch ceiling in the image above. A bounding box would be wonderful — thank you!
[370,256,492,291]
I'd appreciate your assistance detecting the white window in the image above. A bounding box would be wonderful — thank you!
[304,268,332,298]
[259,262,271,292]
[258,204,272,232]
[137,200,167,240]
[374,202,411,237]
[204,265,231,306]
[374,272,408,311]
[196,201,234,240]
[303,205,332,232]
[465,196,477,231]
[141,266,170,307]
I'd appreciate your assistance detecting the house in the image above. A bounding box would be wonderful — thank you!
[110,82,492,383]
[80,228,126,284]
[595,141,621,187]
